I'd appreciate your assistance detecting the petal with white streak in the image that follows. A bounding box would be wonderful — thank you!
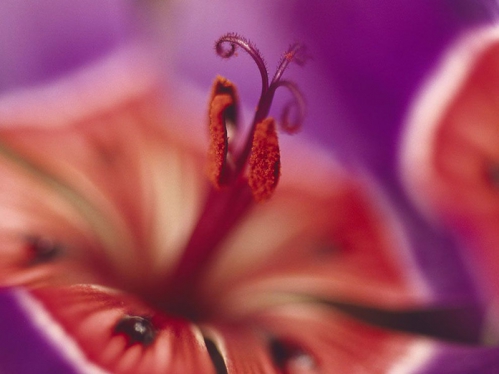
[401,25,499,303]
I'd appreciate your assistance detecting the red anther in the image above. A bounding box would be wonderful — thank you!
[249,117,281,201]
[207,77,239,187]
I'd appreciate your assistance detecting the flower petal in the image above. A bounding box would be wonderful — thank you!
[287,0,490,308]
[249,303,435,374]
[0,48,207,294]
[17,285,216,374]
[401,25,499,304]
[200,139,432,317]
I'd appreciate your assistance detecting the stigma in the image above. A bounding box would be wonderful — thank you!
[207,33,308,202]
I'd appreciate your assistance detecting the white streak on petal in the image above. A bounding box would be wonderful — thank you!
[388,339,435,374]
[400,25,499,220]
[14,288,109,374]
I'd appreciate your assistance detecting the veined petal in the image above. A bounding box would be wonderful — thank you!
[14,285,216,374]
[0,46,207,294]
[249,303,435,374]
[4,286,499,374]
[401,24,499,305]
[200,139,432,317]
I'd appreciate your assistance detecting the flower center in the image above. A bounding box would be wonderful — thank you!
[161,33,308,318]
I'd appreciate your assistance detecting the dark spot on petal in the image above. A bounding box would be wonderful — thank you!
[315,240,341,259]
[114,315,156,346]
[269,337,316,373]
[26,236,62,264]
[486,163,499,189]
[203,337,227,374]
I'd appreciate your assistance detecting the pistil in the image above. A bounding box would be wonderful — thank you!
[163,34,308,317]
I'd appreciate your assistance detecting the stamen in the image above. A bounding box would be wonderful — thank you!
[215,33,269,97]
[207,77,239,187]
[214,34,307,184]
[167,35,306,307]
[271,43,309,86]
[249,117,280,201]
[269,80,306,134]
[209,76,240,129]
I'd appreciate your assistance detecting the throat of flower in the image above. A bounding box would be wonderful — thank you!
[162,34,308,317]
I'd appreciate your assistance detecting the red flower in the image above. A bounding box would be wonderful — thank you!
[0,37,463,373]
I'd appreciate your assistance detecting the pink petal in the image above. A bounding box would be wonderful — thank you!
[249,303,434,373]
[0,49,207,294]
[27,285,216,374]
[401,24,499,304]
[199,140,432,317]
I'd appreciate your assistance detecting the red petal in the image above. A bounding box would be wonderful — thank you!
[249,303,433,374]
[27,285,216,374]
[401,26,499,301]
[0,54,207,293]
[200,140,430,317]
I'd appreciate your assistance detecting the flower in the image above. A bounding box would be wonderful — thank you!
[0,31,434,373]
[2,1,499,373]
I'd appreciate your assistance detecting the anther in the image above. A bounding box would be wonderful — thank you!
[208,77,239,187]
[249,118,280,201]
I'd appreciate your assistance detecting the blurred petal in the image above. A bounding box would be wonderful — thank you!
[19,285,216,374]
[250,303,434,374]
[286,0,495,309]
[401,25,499,305]
[0,47,206,294]
[201,146,432,316]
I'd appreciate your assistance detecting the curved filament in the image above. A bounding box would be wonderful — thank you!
[215,33,269,97]
[271,43,309,86]
[271,80,306,134]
